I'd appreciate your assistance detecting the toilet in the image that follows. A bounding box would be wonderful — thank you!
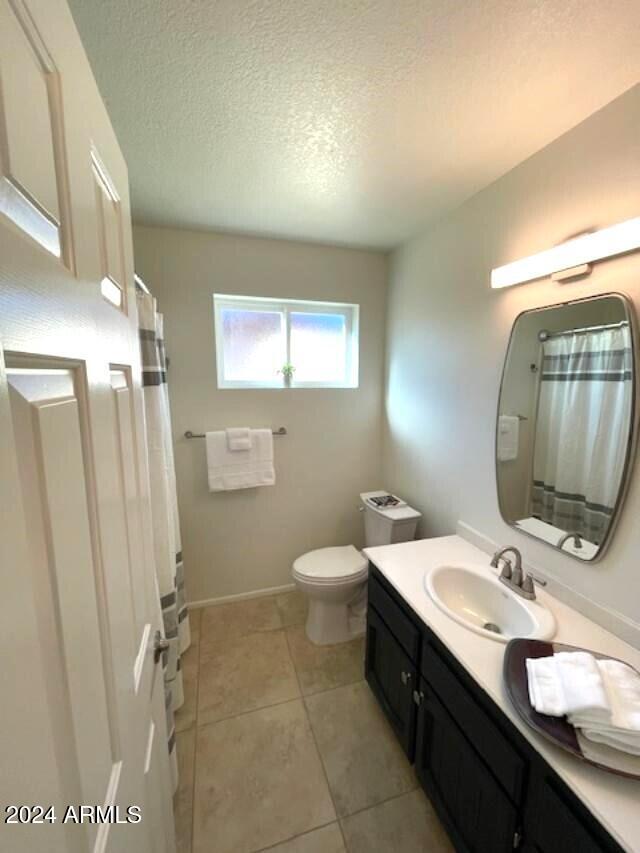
[292,491,421,645]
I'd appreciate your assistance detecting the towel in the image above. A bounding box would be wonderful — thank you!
[527,652,640,756]
[497,415,519,462]
[206,429,275,491]
[526,652,610,718]
[226,427,252,452]
[569,659,640,755]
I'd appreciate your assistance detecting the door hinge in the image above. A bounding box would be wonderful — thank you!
[412,689,424,706]
[513,828,523,849]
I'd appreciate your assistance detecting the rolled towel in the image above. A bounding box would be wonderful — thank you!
[526,652,610,718]
[226,427,252,452]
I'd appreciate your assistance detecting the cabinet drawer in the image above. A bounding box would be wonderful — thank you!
[421,638,526,804]
[368,570,421,661]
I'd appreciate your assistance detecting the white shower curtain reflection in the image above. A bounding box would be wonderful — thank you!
[531,326,633,544]
[137,283,190,792]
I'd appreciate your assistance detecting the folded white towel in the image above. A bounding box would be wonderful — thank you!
[226,427,252,452]
[600,659,640,731]
[556,652,611,718]
[580,729,640,756]
[526,657,567,717]
[568,658,640,755]
[527,652,640,757]
[206,429,275,491]
[497,415,519,462]
[526,652,610,718]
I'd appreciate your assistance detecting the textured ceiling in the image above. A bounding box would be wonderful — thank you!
[68,0,640,249]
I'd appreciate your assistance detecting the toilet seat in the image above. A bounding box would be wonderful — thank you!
[292,545,367,584]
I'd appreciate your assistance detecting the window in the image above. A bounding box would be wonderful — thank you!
[213,294,359,388]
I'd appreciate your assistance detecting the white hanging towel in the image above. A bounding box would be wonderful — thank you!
[226,427,252,451]
[206,429,275,491]
[497,415,519,462]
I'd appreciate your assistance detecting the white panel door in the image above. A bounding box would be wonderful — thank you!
[0,1,175,852]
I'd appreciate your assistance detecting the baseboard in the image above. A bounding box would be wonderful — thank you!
[187,582,296,610]
[457,520,640,649]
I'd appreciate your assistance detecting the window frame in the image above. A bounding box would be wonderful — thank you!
[213,293,359,390]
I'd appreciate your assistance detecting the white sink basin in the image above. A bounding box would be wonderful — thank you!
[425,563,556,643]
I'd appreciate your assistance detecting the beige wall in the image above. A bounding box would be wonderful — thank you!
[133,226,387,603]
[384,84,640,637]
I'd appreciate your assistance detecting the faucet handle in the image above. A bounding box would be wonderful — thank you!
[522,573,535,596]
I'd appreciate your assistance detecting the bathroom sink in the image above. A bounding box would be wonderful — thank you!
[425,563,556,643]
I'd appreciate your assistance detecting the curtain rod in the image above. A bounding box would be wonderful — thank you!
[538,320,628,342]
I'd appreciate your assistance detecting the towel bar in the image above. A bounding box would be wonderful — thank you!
[185,427,287,439]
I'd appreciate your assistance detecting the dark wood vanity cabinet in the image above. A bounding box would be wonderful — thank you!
[365,566,625,853]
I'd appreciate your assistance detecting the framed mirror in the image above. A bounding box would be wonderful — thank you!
[496,293,637,561]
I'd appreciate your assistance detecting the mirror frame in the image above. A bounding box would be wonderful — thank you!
[495,291,639,562]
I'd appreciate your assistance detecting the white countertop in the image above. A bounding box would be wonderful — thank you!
[364,535,640,853]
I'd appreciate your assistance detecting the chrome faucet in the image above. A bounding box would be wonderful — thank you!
[557,531,583,551]
[490,546,537,600]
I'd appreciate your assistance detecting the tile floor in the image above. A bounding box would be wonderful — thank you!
[174,590,453,853]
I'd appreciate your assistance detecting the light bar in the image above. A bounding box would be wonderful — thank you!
[491,217,640,289]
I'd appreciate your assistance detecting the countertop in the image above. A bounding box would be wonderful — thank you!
[364,534,640,853]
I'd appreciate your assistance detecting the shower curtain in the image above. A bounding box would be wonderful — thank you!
[137,283,190,792]
[531,326,632,544]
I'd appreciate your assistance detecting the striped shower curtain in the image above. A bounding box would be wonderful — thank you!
[531,326,633,544]
[137,282,190,792]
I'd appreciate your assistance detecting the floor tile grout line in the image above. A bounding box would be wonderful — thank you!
[195,693,304,732]
[250,818,341,853]
[191,670,368,734]
[284,629,349,852]
[337,783,421,825]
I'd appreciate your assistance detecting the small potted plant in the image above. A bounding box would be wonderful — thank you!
[278,362,296,387]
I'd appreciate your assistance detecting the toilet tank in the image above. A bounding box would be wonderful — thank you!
[360,491,421,547]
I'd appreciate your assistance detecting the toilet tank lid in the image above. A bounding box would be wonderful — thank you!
[360,491,421,521]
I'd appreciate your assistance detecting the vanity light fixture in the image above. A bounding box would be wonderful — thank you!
[491,216,640,289]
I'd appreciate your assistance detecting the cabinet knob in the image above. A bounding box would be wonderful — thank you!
[401,671,412,685]
[412,689,424,706]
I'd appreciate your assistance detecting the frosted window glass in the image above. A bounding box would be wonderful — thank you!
[290,312,347,382]
[221,308,285,381]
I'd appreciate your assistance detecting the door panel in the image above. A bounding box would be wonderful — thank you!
[110,368,148,650]
[93,151,126,309]
[0,0,72,263]
[8,365,119,849]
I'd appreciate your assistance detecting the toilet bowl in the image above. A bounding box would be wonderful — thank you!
[293,491,421,645]
[293,546,368,645]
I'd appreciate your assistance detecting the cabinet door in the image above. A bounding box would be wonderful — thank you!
[523,771,623,853]
[365,605,417,758]
[415,680,519,853]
